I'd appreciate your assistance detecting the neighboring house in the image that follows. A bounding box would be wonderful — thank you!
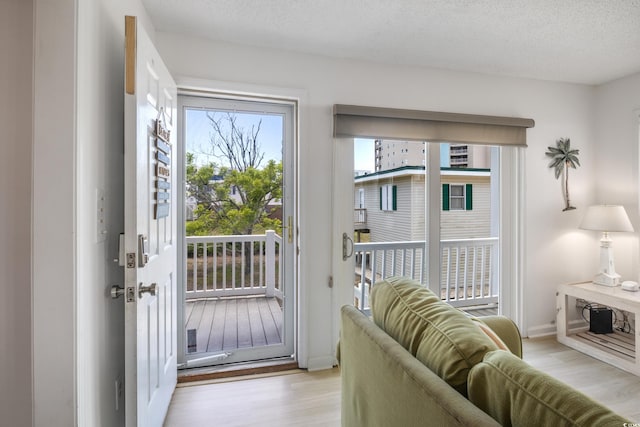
[354,166,493,290]
[354,166,491,242]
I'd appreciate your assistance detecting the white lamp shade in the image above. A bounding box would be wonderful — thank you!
[579,205,634,232]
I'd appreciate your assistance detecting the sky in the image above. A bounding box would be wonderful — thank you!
[185,109,283,167]
[186,116,451,172]
[354,138,375,171]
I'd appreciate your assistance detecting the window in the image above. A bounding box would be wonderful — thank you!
[380,184,397,211]
[442,183,473,211]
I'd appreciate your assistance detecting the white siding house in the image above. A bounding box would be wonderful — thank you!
[354,166,491,241]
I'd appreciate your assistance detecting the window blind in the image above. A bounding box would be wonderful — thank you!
[333,104,535,147]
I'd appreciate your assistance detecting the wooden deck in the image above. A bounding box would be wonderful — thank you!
[185,296,283,354]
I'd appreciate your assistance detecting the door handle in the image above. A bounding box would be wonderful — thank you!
[342,232,354,261]
[111,285,125,299]
[139,283,157,298]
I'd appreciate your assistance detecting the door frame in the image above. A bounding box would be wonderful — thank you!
[174,78,306,367]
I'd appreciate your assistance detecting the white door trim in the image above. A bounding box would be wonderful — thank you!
[174,77,307,366]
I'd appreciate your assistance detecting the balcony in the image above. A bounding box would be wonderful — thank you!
[353,237,499,313]
[184,232,498,354]
[354,208,368,231]
[185,232,283,354]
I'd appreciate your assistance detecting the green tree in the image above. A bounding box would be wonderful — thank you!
[209,161,282,235]
[545,137,580,211]
[185,113,283,237]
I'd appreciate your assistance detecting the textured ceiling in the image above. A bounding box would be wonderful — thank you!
[142,0,640,85]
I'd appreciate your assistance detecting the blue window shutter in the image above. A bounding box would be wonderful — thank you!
[392,185,397,211]
[442,184,450,211]
[379,186,383,210]
[466,184,473,210]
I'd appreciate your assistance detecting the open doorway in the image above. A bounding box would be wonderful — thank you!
[177,95,297,370]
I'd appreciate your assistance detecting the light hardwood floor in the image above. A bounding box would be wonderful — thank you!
[164,337,640,426]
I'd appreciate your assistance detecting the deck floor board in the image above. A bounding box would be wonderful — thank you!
[185,296,283,354]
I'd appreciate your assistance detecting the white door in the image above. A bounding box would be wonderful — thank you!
[123,16,177,426]
[331,138,356,348]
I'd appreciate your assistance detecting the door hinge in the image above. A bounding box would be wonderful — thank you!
[328,276,333,288]
[126,252,136,269]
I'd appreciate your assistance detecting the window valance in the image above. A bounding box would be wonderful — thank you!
[333,104,535,147]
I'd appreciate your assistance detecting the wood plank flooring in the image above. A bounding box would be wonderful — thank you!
[185,296,283,354]
[165,369,341,427]
[523,337,640,422]
[165,336,640,426]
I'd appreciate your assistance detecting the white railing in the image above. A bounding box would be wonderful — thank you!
[353,237,499,311]
[186,231,282,300]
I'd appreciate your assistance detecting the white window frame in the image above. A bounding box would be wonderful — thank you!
[449,184,465,210]
[381,184,395,211]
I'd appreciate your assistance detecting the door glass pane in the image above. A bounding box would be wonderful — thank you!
[440,143,499,312]
[353,138,427,312]
[179,96,294,368]
[352,139,500,314]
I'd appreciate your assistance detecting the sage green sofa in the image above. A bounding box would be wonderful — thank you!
[338,277,630,427]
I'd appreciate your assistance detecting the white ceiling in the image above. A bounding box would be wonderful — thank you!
[142,0,640,85]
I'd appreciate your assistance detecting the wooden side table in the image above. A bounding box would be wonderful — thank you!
[556,281,640,375]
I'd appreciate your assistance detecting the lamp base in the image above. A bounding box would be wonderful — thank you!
[593,272,621,287]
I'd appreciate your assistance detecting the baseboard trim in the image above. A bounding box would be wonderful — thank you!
[527,322,556,338]
[306,355,336,372]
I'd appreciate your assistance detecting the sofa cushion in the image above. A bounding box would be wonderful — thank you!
[371,277,499,395]
[468,350,632,427]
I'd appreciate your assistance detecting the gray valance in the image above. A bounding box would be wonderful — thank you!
[333,104,535,147]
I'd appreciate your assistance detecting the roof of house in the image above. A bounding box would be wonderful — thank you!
[354,166,490,183]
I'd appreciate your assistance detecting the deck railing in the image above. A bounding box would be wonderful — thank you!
[354,237,499,311]
[186,232,497,311]
[185,231,282,300]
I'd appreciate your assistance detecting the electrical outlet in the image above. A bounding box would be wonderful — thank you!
[115,377,123,411]
[575,298,588,309]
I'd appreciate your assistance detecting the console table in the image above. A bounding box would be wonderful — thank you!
[556,281,640,375]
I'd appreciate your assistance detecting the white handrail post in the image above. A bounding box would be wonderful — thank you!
[265,230,276,297]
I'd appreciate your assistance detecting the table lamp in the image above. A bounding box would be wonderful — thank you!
[579,205,634,286]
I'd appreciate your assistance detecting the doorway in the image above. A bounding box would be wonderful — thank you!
[177,95,297,369]
[332,135,524,346]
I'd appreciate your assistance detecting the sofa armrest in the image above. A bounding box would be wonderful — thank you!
[478,316,522,358]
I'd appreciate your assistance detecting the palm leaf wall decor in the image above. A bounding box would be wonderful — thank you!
[545,137,580,211]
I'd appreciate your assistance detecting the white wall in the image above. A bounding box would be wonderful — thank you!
[76,2,156,425]
[155,32,600,360]
[0,1,33,425]
[594,73,640,284]
[32,0,156,425]
[33,0,76,424]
